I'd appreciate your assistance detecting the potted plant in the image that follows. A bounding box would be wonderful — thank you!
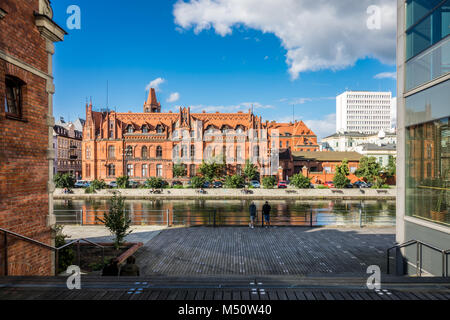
[430,173,448,222]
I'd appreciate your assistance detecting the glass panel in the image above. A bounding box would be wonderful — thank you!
[406,36,450,91]
[406,0,450,60]
[405,117,449,226]
[405,80,450,126]
[407,0,443,28]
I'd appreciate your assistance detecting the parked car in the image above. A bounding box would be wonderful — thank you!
[353,181,370,188]
[129,180,140,188]
[202,181,211,188]
[74,180,89,188]
[171,180,183,187]
[277,180,288,188]
[249,180,261,188]
[108,181,118,188]
[323,181,334,188]
[213,181,223,188]
[344,183,354,188]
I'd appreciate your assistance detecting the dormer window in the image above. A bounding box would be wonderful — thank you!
[156,125,164,133]
[127,125,134,133]
[142,125,148,133]
[5,75,25,119]
[236,126,244,134]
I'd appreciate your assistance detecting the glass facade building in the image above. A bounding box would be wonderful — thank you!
[397,0,450,276]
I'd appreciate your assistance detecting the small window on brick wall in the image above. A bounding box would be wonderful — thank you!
[5,75,25,119]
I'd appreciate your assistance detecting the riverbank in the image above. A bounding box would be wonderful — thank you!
[54,187,396,200]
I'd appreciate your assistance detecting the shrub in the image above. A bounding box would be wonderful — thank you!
[84,185,96,194]
[190,176,205,188]
[116,176,129,189]
[53,225,74,274]
[317,185,328,189]
[172,184,184,189]
[145,177,165,189]
[91,179,106,190]
[173,164,187,177]
[262,176,276,189]
[54,173,75,189]
[290,173,311,188]
[243,160,259,182]
[96,194,132,250]
[333,160,350,188]
[224,175,245,188]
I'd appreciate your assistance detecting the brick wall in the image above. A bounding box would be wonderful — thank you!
[0,0,53,276]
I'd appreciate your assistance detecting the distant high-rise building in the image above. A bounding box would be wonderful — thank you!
[336,91,394,134]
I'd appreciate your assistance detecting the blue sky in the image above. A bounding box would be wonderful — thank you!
[51,0,397,139]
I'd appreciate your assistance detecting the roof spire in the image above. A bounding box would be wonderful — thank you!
[144,88,161,113]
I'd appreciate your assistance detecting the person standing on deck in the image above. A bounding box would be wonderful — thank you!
[262,201,271,228]
[249,202,257,229]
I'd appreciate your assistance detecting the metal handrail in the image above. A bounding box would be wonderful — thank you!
[0,227,105,276]
[387,239,449,277]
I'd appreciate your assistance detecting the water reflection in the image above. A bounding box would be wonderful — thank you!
[54,199,396,226]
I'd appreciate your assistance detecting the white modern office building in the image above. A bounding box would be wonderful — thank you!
[336,91,395,134]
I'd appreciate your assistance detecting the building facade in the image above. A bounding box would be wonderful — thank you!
[53,122,83,179]
[82,89,319,182]
[336,91,395,134]
[0,0,65,275]
[322,130,397,151]
[396,0,449,276]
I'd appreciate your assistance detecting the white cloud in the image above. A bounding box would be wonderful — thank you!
[145,77,165,91]
[173,0,396,79]
[303,114,337,141]
[374,72,396,79]
[189,101,274,113]
[264,55,269,60]
[167,92,180,103]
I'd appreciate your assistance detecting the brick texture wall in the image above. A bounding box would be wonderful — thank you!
[0,0,53,276]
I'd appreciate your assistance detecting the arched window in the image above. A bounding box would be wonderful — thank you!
[141,146,148,159]
[156,146,163,158]
[125,146,133,158]
[108,146,115,159]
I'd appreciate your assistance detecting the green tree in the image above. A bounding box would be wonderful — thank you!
[199,160,223,181]
[262,176,276,189]
[333,159,350,188]
[290,173,311,188]
[116,176,129,189]
[386,156,396,177]
[190,176,205,188]
[224,175,245,188]
[54,173,75,189]
[97,194,132,249]
[91,179,106,190]
[173,163,186,177]
[243,160,259,182]
[355,156,383,185]
[145,177,165,189]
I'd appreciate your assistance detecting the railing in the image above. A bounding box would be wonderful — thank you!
[54,206,396,228]
[387,240,449,277]
[0,227,104,276]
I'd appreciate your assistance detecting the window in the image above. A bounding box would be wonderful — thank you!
[156,125,164,134]
[406,117,449,225]
[236,164,242,175]
[86,147,91,160]
[253,145,260,158]
[125,146,133,158]
[189,164,196,177]
[156,164,163,177]
[127,164,134,176]
[181,145,187,159]
[156,146,162,158]
[190,145,195,158]
[142,164,148,177]
[142,146,148,159]
[142,125,148,133]
[108,146,115,159]
[5,76,24,118]
[107,164,115,176]
[127,125,134,133]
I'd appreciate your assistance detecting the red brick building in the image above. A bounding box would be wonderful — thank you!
[0,0,65,275]
[82,89,319,182]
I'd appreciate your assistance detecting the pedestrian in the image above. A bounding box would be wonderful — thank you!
[102,258,119,276]
[262,201,271,228]
[119,255,140,276]
[249,201,257,229]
